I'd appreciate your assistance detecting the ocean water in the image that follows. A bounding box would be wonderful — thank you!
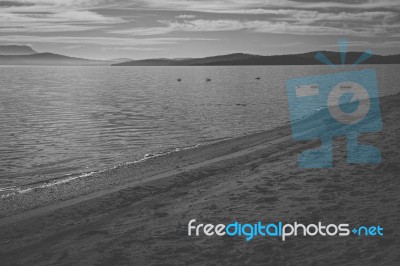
[0,65,399,189]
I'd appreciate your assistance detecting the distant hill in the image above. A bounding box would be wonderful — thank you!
[0,45,37,56]
[113,52,400,66]
[0,52,109,66]
[106,58,133,64]
[1,45,399,66]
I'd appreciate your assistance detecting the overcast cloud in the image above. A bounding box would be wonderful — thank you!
[0,0,399,59]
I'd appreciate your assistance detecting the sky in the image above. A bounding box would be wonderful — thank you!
[0,0,399,60]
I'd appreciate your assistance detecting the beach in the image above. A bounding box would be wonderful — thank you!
[0,92,399,265]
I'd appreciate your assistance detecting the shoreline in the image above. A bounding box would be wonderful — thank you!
[2,88,394,213]
[0,128,267,197]
[0,92,397,219]
[0,116,295,218]
[0,92,399,265]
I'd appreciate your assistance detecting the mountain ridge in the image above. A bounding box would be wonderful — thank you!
[0,52,110,66]
[0,45,37,56]
[0,44,399,66]
[113,51,400,66]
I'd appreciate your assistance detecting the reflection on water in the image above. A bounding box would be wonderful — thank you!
[0,65,399,186]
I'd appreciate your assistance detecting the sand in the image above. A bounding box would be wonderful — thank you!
[0,93,399,265]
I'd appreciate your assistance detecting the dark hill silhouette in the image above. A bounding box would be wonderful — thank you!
[107,58,133,64]
[0,52,109,66]
[113,51,400,66]
[1,45,399,66]
[0,45,37,55]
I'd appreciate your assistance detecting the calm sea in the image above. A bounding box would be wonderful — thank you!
[0,65,399,189]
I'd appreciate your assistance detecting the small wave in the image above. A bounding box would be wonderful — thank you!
[0,172,96,199]
[0,116,298,201]
[0,136,238,200]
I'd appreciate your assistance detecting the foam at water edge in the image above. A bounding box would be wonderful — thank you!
[0,117,295,201]
[0,137,235,200]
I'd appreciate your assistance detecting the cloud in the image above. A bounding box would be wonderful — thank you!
[321,40,400,49]
[107,2,399,38]
[112,19,244,35]
[0,25,110,33]
[176,14,196,19]
[2,0,399,35]
[0,1,34,7]
[1,0,399,58]
[0,35,217,46]
[288,0,400,10]
[0,0,126,33]
[164,19,245,32]
[0,10,124,24]
[281,10,398,23]
[101,46,167,51]
[132,0,400,12]
[112,26,174,36]
[111,14,399,38]
[7,0,105,8]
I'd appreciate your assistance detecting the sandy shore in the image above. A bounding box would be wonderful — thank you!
[0,93,399,265]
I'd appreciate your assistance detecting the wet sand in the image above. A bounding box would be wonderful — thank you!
[0,94,399,265]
